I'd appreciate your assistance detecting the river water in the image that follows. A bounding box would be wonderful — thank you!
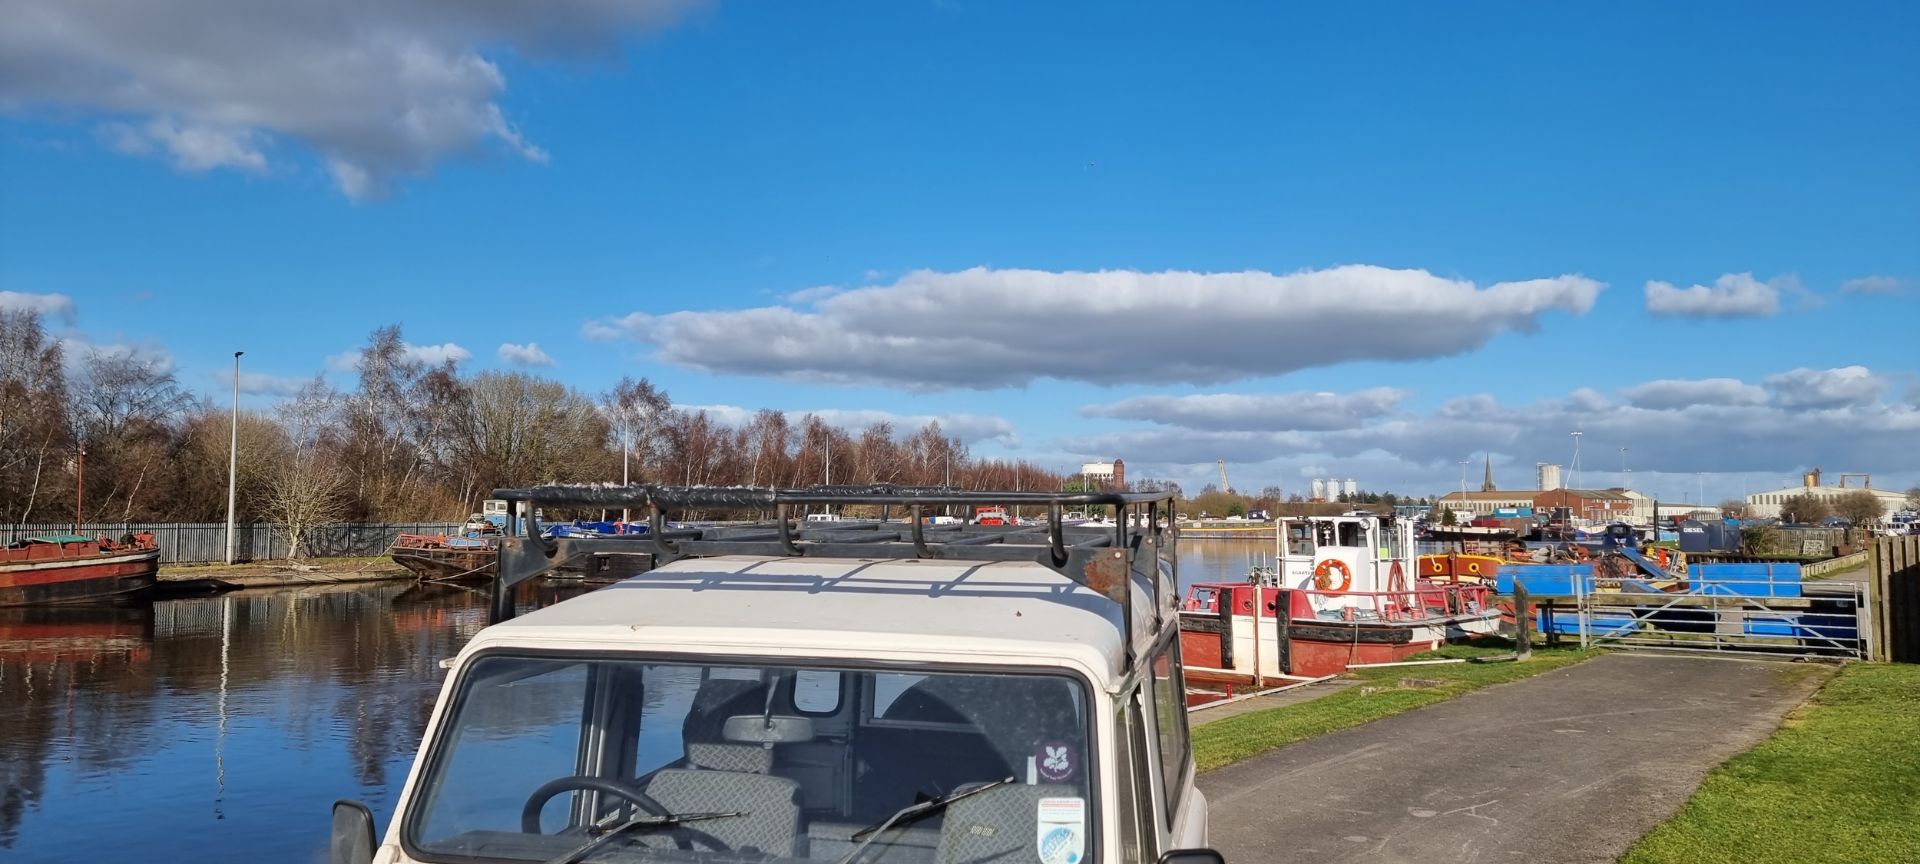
[0,538,1269,863]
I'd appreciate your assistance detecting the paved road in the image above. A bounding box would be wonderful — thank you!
[1198,653,1830,864]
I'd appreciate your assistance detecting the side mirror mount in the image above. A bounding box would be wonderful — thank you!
[1159,850,1226,864]
[330,799,377,864]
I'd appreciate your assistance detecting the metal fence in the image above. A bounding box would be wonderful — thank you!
[0,522,462,564]
[1571,576,1868,661]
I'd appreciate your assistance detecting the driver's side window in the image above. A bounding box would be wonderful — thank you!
[416,659,591,841]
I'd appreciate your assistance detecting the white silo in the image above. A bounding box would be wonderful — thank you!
[1343,478,1358,497]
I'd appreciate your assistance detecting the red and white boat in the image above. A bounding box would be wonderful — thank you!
[1179,512,1501,699]
[0,533,161,607]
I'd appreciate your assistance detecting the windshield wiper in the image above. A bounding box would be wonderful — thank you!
[541,810,745,864]
[837,777,1017,864]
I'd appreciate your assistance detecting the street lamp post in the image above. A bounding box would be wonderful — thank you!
[225,351,243,565]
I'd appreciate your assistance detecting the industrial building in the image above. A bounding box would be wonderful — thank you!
[1744,469,1906,521]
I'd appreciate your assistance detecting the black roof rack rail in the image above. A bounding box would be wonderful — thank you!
[485,484,1180,664]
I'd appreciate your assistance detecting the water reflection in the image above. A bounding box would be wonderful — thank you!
[0,579,592,864]
[1176,537,1271,591]
[0,544,1253,862]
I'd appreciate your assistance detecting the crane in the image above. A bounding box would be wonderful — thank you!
[1217,459,1231,494]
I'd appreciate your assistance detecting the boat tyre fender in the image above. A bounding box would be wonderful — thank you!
[1312,559,1352,592]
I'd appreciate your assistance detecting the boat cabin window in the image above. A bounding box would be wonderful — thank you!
[1337,522,1363,548]
[408,653,1097,864]
[1286,524,1314,555]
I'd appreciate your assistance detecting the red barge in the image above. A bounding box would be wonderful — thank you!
[1179,512,1501,701]
[0,533,161,607]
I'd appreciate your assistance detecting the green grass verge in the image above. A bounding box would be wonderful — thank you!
[1621,663,1920,864]
[1190,639,1595,772]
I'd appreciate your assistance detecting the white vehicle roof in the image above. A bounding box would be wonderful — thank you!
[466,553,1158,687]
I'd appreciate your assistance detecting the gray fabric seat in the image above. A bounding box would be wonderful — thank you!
[639,767,802,856]
[935,783,1077,864]
[625,677,801,855]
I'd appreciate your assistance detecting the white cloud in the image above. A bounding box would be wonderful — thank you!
[1621,378,1768,410]
[56,336,176,376]
[1643,272,1782,318]
[590,265,1604,390]
[0,290,77,322]
[683,404,1020,447]
[582,314,642,343]
[1763,366,1884,409]
[497,342,556,367]
[327,341,472,371]
[1082,388,1408,432]
[215,369,309,397]
[1841,275,1907,295]
[1053,366,1920,495]
[0,0,701,199]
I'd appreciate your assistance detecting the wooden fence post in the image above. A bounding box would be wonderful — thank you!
[1274,589,1293,677]
[1514,578,1532,661]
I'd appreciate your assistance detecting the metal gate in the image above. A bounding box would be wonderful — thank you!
[1574,575,1869,661]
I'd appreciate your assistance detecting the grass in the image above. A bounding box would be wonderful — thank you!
[1621,663,1920,864]
[1190,639,1596,772]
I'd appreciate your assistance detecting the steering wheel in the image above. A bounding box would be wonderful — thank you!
[520,776,732,852]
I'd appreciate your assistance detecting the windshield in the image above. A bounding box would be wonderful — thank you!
[406,654,1097,864]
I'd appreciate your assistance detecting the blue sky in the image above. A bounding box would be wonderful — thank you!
[2,1,1916,502]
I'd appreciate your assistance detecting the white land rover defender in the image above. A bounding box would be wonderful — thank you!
[331,485,1217,864]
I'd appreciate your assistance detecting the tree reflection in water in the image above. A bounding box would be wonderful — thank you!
[0,578,594,863]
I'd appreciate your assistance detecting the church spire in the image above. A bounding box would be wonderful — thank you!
[1481,454,1495,492]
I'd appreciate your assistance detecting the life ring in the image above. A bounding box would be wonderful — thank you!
[1312,559,1352,592]
[1466,560,1482,575]
[1429,558,1444,574]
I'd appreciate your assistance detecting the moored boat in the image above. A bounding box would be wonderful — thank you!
[0,533,161,607]
[1179,511,1502,703]
[390,533,498,583]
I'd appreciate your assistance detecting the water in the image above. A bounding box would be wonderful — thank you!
[0,539,1268,862]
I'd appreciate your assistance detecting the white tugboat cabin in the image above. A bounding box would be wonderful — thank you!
[1180,511,1502,693]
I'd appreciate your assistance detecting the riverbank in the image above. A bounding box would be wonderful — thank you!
[1622,662,1919,864]
[1189,639,1596,771]
[158,555,409,589]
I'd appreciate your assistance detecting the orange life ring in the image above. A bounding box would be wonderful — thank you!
[1312,559,1352,592]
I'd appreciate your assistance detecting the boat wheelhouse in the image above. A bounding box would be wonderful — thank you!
[1179,512,1501,692]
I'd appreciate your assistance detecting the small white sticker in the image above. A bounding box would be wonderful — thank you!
[1035,797,1085,864]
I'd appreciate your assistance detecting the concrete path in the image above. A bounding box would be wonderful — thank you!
[1198,653,1831,864]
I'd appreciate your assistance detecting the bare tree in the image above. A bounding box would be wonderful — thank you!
[1717,499,1748,518]
[1778,491,1830,525]
[601,377,672,484]
[1832,490,1885,527]
[259,378,349,559]
[1906,486,1920,511]
[0,310,72,525]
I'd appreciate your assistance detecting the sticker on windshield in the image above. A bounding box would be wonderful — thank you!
[1036,741,1076,782]
[1035,797,1085,864]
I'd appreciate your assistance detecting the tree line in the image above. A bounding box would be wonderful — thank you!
[2,314,1074,535]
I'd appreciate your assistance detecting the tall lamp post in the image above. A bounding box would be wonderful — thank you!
[225,351,243,565]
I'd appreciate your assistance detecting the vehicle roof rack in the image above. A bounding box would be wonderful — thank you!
[485,484,1180,664]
